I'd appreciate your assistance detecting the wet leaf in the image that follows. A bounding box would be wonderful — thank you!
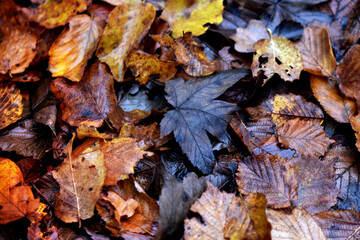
[49,14,103,82]
[52,137,106,224]
[266,208,326,240]
[0,27,37,74]
[310,75,356,123]
[231,20,269,53]
[236,154,298,209]
[0,157,40,224]
[50,61,123,130]
[160,69,248,174]
[295,27,336,77]
[96,1,156,81]
[160,0,224,38]
[0,82,23,130]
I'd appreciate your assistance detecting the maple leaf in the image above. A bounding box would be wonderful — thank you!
[160,0,224,38]
[160,69,248,174]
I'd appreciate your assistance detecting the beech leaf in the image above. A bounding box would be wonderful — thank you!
[160,69,248,174]
[0,82,23,130]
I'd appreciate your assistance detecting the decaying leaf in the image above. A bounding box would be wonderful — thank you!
[310,75,356,123]
[49,14,103,82]
[160,69,248,174]
[350,114,360,152]
[295,27,337,77]
[252,35,303,84]
[236,154,298,209]
[52,137,106,224]
[0,27,37,74]
[0,157,40,224]
[50,61,123,130]
[160,0,224,38]
[266,208,326,240]
[231,20,269,53]
[96,1,156,81]
[0,82,23,130]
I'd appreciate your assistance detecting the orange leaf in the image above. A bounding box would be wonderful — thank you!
[349,114,360,152]
[0,82,23,130]
[102,191,139,223]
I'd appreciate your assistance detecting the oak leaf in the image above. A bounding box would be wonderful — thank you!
[96,1,156,81]
[49,14,103,82]
[252,35,303,84]
[0,82,23,130]
[160,69,248,174]
[160,0,224,38]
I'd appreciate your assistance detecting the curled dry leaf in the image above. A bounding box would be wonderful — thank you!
[0,27,37,74]
[102,191,139,223]
[231,20,269,53]
[21,0,90,29]
[266,208,326,240]
[49,14,103,82]
[96,1,156,81]
[310,75,356,123]
[160,0,224,38]
[52,137,106,225]
[252,35,303,84]
[0,157,40,224]
[0,82,23,130]
[295,27,337,77]
[125,50,178,85]
[50,61,123,130]
[236,154,298,209]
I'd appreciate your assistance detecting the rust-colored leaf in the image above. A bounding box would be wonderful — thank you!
[236,154,298,209]
[125,50,177,85]
[49,14,103,82]
[96,1,156,81]
[350,114,360,151]
[252,35,303,84]
[160,0,224,38]
[310,75,356,123]
[50,61,123,130]
[0,157,40,224]
[52,137,106,225]
[0,27,37,74]
[0,82,23,130]
[295,27,337,77]
[266,208,326,240]
[99,137,151,186]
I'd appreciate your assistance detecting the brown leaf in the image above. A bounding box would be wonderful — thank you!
[0,27,37,74]
[310,75,356,123]
[10,70,41,82]
[125,50,178,85]
[52,137,106,225]
[96,1,156,81]
[266,208,326,239]
[0,157,40,224]
[231,20,269,53]
[50,61,123,130]
[49,14,103,82]
[252,35,303,84]
[277,118,334,158]
[100,137,151,186]
[0,82,23,130]
[102,191,139,222]
[236,154,298,209]
[16,158,40,184]
[350,114,360,151]
[295,27,337,77]
[314,210,360,239]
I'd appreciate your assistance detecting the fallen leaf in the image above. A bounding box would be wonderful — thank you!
[0,27,37,74]
[102,191,139,222]
[49,14,103,82]
[125,50,178,85]
[160,69,248,174]
[236,154,298,209]
[252,35,303,84]
[295,27,337,77]
[52,137,106,225]
[310,75,356,123]
[0,157,40,224]
[266,208,326,240]
[160,0,224,38]
[0,82,23,130]
[9,70,41,82]
[50,61,123,130]
[231,20,269,53]
[350,114,360,151]
[96,1,156,81]
[16,158,40,184]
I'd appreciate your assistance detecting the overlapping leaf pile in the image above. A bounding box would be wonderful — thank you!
[1,0,360,239]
